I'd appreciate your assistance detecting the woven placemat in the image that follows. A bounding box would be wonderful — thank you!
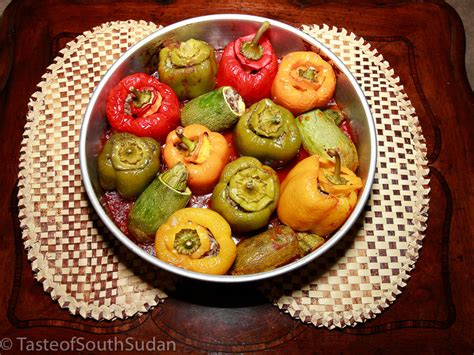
[264,25,429,329]
[17,21,173,320]
[17,21,429,326]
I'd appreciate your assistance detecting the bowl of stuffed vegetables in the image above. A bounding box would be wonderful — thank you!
[80,14,377,282]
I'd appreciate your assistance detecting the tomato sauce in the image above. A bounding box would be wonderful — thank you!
[99,48,357,249]
[99,134,308,243]
[100,191,134,236]
[100,119,354,245]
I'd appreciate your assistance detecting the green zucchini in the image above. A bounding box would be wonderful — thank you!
[128,163,191,243]
[231,225,299,275]
[230,225,325,275]
[181,86,245,131]
[296,232,325,257]
[296,109,359,171]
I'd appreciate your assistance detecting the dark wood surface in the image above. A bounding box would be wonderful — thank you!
[1,0,473,353]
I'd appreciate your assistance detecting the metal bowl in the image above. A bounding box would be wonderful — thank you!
[80,14,377,283]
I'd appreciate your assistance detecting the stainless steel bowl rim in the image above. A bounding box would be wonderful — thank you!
[79,14,377,283]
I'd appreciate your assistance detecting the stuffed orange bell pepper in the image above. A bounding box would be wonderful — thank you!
[271,51,336,114]
[163,124,230,194]
[155,208,237,275]
[277,150,362,236]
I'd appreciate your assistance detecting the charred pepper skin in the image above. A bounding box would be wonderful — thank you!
[105,73,180,143]
[97,132,161,199]
[211,157,280,233]
[158,38,217,100]
[234,98,301,168]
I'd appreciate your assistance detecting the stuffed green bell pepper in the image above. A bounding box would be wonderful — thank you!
[158,38,217,100]
[234,98,301,167]
[98,132,160,199]
[211,157,280,233]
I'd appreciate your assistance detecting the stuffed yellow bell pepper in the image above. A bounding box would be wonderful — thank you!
[155,208,236,275]
[277,150,362,236]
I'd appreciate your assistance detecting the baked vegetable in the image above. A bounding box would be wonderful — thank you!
[277,151,362,236]
[296,231,325,256]
[271,51,336,114]
[97,132,160,199]
[181,86,246,132]
[105,73,180,142]
[163,124,230,194]
[128,163,192,242]
[296,109,359,171]
[231,225,324,275]
[158,38,217,100]
[155,208,236,275]
[216,21,278,105]
[234,98,301,167]
[211,157,280,233]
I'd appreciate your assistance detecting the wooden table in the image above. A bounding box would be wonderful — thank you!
[0,0,472,353]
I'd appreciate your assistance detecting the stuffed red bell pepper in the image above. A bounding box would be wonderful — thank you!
[106,73,180,142]
[216,21,278,105]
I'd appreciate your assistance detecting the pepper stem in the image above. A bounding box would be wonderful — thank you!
[326,149,348,185]
[251,21,270,46]
[175,126,197,152]
[240,21,270,61]
[130,87,153,108]
[245,180,255,190]
[174,228,201,255]
[298,68,316,81]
